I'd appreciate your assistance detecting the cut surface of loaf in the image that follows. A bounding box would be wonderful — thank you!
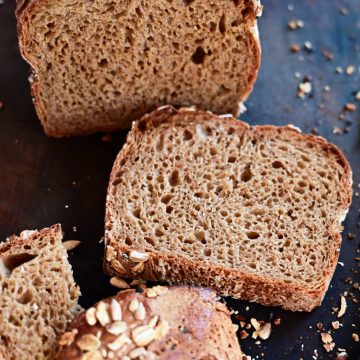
[56,285,243,359]
[104,107,352,312]
[0,224,81,360]
[16,0,261,137]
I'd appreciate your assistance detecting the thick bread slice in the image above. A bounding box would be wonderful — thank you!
[56,285,244,359]
[16,0,261,137]
[0,224,81,360]
[104,106,352,312]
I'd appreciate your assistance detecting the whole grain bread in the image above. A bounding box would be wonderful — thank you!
[104,106,352,312]
[16,0,261,137]
[56,285,244,359]
[0,224,81,360]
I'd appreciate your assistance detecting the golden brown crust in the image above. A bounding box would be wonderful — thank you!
[104,106,353,312]
[56,286,243,359]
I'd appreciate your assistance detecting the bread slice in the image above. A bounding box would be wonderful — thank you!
[16,0,261,137]
[104,106,352,312]
[0,224,81,360]
[56,285,244,359]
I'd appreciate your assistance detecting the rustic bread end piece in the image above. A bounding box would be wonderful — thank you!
[56,285,244,359]
[104,106,352,312]
[16,0,261,137]
[0,224,81,359]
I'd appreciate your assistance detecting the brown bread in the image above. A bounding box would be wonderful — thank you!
[0,225,81,359]
[16,0,261,137]
[104,106,352,312]
[56,285,244,359]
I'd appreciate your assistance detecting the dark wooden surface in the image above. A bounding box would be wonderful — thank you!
[0,0,359,358]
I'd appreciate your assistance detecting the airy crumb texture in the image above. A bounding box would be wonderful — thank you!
[16,0,261,137]
[0,225,81,360]
[56,286,244,359]
[104,106,352,312]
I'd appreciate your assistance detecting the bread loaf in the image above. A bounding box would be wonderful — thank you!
[0,225,81,359]
[104,106,352,312]
[16,0,261,137]
[56,285,244,359]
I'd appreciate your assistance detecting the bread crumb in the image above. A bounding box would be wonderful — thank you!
[346,65,355,75]
[344,103,356,112]
[274,318,281,326]
[332,321,340,330]
[290,44,301,53]
[352,333,359,342]
[240,330,249,339]
[322,49,334,61]
[288,19,304,30]
[298,81,312,98]
[336,66,343,74]
[332,127,342,135]
[338,7,349,15]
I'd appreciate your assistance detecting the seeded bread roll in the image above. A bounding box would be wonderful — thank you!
[16,0,261,137]
[56,285,244,359]
[0,225,81,360]
[104,106,352,312]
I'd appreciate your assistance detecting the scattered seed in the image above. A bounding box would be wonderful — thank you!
[304,41,313,52]
[110,277,130,289]
[333,127,342,135]
[298,81,312,98]
[352,333,359,342]
[258,323,272,340]
[274,318,281,326]
[355,92,360,101]
[346,65,355,75]
[338,296,347,318]
[63,240,81,251]
[250,318,261,331]
[338,7,349,15]
[105,246,116,262]
[290,44,301,53]
[323,342,335,352]
[336,66,343,74]
[288,19,304,30]
[344,103,356,113]
[322,49,334,61]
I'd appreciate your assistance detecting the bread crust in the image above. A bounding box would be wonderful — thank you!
[56,286,244,359]
[16,1,262,137]
[104,106,352,312]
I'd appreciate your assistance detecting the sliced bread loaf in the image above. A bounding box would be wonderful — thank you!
[0,224,81,360]
[16,0,261,137]
[104,106,352,312]
[56,285,244,359]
